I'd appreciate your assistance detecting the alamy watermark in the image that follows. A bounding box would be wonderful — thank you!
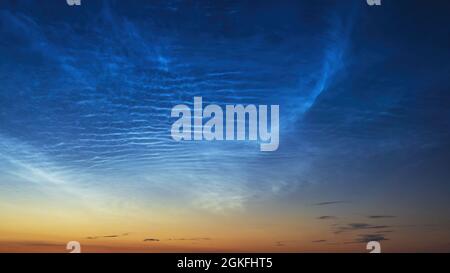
[171,97,279,152]
[66,241,81,253]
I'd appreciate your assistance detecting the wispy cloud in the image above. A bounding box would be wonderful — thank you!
[354,234,389,243]
[168,238,211,241]
[317,216,337,220]
[367,215,396,219]
[143,238,160,242]
[314,201,350,206]
[0,134,118,213]
[85,233,129,239]
[333,223,391,234]
[274,240,298,247]
[0,240,64,247]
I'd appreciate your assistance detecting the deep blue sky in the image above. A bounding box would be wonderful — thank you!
[1,0,450,251]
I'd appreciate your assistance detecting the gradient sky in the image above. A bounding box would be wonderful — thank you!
[1,0,450,252]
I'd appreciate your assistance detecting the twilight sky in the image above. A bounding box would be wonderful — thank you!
[0,0,450,252]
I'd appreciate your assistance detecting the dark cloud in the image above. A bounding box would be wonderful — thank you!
[349,223,390,229]
[314,201,349,206]
[354,234,389,243]
[317,216,337,220]
[334,223,391,234]
[143,238,160,242]
[85,233,129,239]
[168,238,211,241]
[367,215,396,219]
[375,230,394,234]
[274,240,297,247]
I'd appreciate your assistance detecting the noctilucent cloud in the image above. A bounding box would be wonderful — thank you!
[0,0,450,252]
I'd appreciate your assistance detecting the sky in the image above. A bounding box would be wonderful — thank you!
[0,0,450,252]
